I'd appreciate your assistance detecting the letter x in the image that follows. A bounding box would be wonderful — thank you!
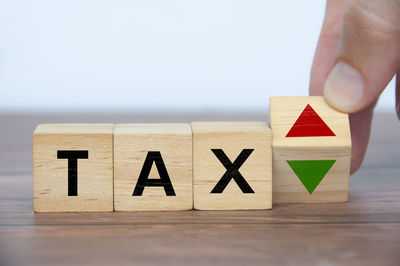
[210,149,255,194]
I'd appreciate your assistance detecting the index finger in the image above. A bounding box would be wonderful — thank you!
[310,0,348,96]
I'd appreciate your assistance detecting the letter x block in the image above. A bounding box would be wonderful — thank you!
[33,124,114,212]
[114,124,192,211]
[270,96,351,203]
[192,122,272,210]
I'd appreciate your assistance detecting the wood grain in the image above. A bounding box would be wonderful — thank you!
[192,122,272,210]
[270,97,351,203]
[114,123,192,211]
[270,96,351,147]
[33,124,114,212]
[0,113,399,266]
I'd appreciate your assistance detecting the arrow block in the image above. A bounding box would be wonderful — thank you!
[192,122,272,210]
[33,124,114,212]
[270,97,351,203]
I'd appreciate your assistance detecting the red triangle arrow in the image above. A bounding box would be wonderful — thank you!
[286,104,336,137]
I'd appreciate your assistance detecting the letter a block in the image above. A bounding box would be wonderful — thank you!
[114,124,192,211]
[33,124,114,212]
[192,122,272,210]
[270,96,351,203]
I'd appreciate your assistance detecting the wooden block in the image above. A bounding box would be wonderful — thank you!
[192,122,272,210]
[33,124,114,212]
[114,124,192,211]
[270,96,351,203]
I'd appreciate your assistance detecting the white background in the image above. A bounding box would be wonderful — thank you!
[0,0,395,113]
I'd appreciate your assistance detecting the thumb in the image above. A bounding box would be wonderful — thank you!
[324,0,400,113]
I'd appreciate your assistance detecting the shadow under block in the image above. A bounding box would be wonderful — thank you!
[192,122,272,210]
[270,96,351,203]
[113,124,192,211]
[33,124,114,212]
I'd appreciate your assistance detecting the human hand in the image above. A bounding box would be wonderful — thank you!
[310,0,400,174]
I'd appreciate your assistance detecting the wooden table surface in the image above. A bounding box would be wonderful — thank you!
[0,112,399,266]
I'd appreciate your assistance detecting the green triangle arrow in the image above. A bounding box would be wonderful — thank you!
[286,160,336,194]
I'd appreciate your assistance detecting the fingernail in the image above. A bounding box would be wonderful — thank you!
[324,61,364,112]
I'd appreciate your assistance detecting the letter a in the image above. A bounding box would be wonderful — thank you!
[133,151,176,196]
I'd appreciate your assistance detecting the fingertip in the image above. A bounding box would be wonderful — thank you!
[324,62,365,113]
[348,105,375,175]
[350,149,364,175]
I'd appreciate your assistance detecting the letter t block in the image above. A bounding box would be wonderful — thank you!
[33,124,114,212]
[270,96,351,203]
